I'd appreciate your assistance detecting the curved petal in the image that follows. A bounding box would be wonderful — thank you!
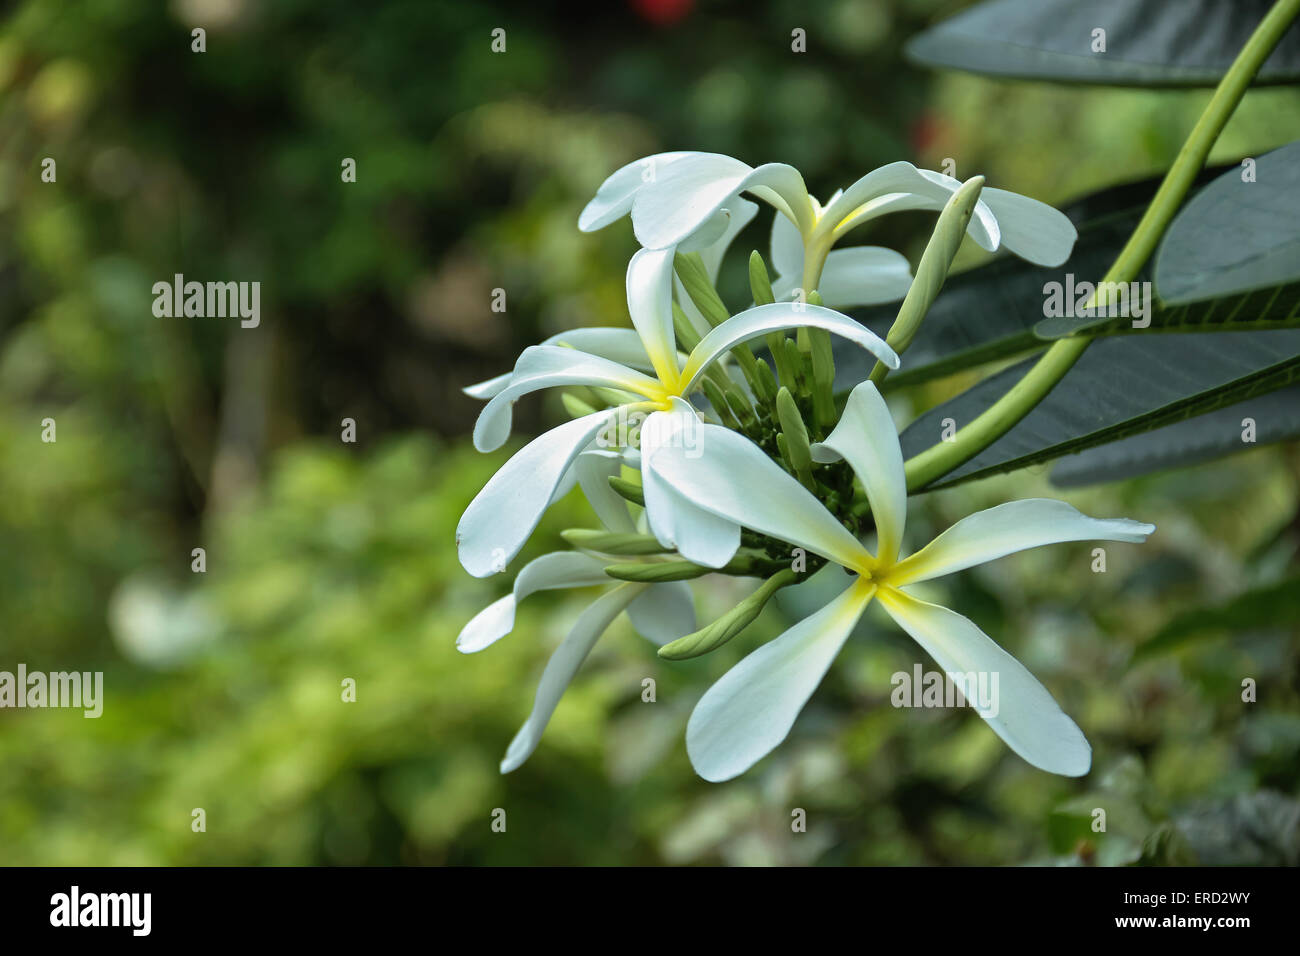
[464,372,512,401]
[980,186,1078,267]
[633,154,812,250]
[822,162,1000,252]
[876,588,1091,777]
[463,328,656,401]
[810,381,907,565]
[457,552,614,653]
[815,246,914,308]
[501,582,647,773]
[626,248,681,387]
[687,579,875,782]
[474,345,662,452]
[676,198,761,335]
[889,499,1155,587]
[627,581,696,646]
[772,246,914,308]
[676,208,731,253]
[578,151,701,232]
[680,303,898,392]
[769,209,805,280]
[574,450,635,533]
[647,423,873,573]
[639,399,741,568]
[458,409,617,577]
[698,198,759,281]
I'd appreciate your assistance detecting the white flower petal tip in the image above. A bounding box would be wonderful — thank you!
[981,187,1078,267]
[686,582,874,782]
[463,374,509,401]
[458,551,613,646]
[1101,519,1156,542]
[456,595,516,654]
[877,589,1093,778]
[497,583,644,774]
[457,410,616,577]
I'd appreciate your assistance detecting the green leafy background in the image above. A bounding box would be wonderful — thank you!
[0,0,1297,865]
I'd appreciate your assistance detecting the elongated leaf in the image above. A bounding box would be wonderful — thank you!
[906,0,1300,88]
[899,330,1300,489]
[1051,384,1300,486]
[1155,140,1300,304]
[1132,575,1300,663]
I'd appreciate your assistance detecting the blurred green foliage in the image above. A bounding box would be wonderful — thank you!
[0,0,1297,864]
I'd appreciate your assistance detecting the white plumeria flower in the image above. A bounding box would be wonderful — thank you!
[647,381,1154,782]
[456,247,899,578]
[579,151,1077,303]
[458,451,695,772]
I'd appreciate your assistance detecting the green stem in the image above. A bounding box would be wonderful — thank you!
[903,0,1300,492]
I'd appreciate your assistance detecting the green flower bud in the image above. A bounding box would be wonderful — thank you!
[608,475,644,507]
[658,569,798,659]
[561,529,672,555]
[748,250,776,306]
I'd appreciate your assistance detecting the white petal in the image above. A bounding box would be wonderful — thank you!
[769,209,805,280]
[676,208,732,253]
[980,186,1078,267]
[680,303,898,392]
[473,345,661,452]
[632,154,811,250]
[822,162,1000,252]
[810,381,907,565]
[814,246,914,308]
[458,409,617,577]
[639,399,741,568]
[698,198,759,281]
[675,199,760,336]
[464,372,511,401]
[578,151,701,232]
[686,579,875,781]
[574,450,635,533]
[463,328,656,402]
[627,581,696,646]
[890,499,1155,586]
[626,248,681,386]
[647,423,873,573]
[457,552,614,653]
[876,588,1092,776]
[772,246,914,308]
[501,582,646,773]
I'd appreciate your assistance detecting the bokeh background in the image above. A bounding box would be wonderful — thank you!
[1,0,1297,865]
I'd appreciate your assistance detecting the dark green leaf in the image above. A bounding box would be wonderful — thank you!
[1155,140,1300,304]
[906,0,1300,88]
[899,330,1300,489]
[1050,384,1300,486]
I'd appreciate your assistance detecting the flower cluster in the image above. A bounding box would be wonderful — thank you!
[456,151,1153,781]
